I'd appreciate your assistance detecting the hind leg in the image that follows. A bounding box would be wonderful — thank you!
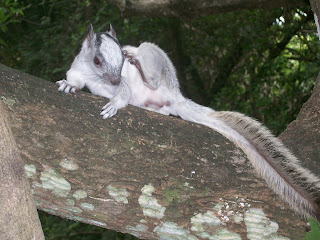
[123,50,161,90]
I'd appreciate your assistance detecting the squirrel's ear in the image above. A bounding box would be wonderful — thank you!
[87,23,95,47]
[109,24,117,39]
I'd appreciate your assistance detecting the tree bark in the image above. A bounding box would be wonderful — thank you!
[107,0,309,17]
[310,0,320,40]
[0,98,45,239]
[279,0,320,179]
[1,63,318,239]
[279,72,320,177]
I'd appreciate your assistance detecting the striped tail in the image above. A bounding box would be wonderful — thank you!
[176,98,320,219]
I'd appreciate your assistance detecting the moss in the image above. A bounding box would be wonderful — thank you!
[163,188,183,206]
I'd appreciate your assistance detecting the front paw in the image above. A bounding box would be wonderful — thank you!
[100,102,118,119]
[56,80,78,93]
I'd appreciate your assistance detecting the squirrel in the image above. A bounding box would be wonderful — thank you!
[57,24,320,220]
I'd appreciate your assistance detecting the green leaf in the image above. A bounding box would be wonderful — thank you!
[304,218,320,240]
[0,37,7,46]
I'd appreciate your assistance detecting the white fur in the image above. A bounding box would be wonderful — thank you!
[99,35,123,70]
[57,30,320,219]
[114,43,320,219]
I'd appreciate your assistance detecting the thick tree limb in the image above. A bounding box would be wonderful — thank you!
[279,0,320,179]
[107,0,309,17]
[0,98,44,239]
[0,63,318,239]
[310,0,320,40]
[279,72,320,177]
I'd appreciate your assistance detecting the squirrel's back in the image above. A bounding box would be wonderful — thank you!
[137,42,180,91]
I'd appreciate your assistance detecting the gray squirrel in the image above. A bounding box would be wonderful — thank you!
[57,24,320,219]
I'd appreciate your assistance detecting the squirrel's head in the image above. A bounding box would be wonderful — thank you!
[81,24,124,86]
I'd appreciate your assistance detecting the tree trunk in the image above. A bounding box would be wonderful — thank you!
[1,63,318,239]
[279,0,320,180]
[0,99,45,239]
[310,0,320,40]
[106,0,309,17]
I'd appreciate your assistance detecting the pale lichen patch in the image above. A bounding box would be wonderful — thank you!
[24,164,36,178]
[42,208,57,215]
[190,209,241,239]
[157,144,168,149]
[233,215,243,223]
[125,224,149,238]
[80,203,94,211]
[140,219,147,224]
[196,229,241,240]
[59,158,79,171]
[1,96,16,110]
[138,184,166,219]
[68,215,86,223]
[141,184,154,196]
[244,208,290,240]
[204,229,241,240]
[65,206,82,214]
[88,220,107,227]
[32,181,42,188]
[154,222,198,240]
[191,211,221,233]
[40,168,71,197]
[213,203,224,211]
[73,190,88,200]
[66,199,75,206]
[184,182,194,189]
[107,185,129,204]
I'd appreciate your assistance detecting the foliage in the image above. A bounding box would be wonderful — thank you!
[1,2,318,135]
[0,0,28,45]
[304,218,320,240]
[1,0,319,239]
[39,211,138,240]
[181,8,319,134]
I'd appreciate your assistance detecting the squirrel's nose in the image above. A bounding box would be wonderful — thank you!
[103,73,120,85]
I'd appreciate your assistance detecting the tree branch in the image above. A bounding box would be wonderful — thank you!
[106,0,309,17]
[0,63,318,239]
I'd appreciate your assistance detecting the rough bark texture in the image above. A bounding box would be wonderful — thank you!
[1,63,318,239]
[310,0,320,40]
[279,0,320,178]
[279,72,320,177]
[310,0,320,19]
[107,0,309,17]
[0,100,45,239]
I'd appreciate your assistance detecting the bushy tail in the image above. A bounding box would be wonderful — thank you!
[176,98,320,219]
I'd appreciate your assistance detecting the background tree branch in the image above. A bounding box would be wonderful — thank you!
[106,0,309,17]
[1,63,319,239]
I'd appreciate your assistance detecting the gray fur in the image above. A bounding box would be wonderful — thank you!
[57,24,126,115]
[57,24,320,219]
[211,111,320,219]
[134,42,180,91]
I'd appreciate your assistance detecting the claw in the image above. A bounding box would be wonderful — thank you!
[65,85,71,93]
[101,102,111,110]
[101,102,118,119]
[56,80,78,93]
[58,82,67,91]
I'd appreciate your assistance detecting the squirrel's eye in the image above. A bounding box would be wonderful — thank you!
[94,57,101,65]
